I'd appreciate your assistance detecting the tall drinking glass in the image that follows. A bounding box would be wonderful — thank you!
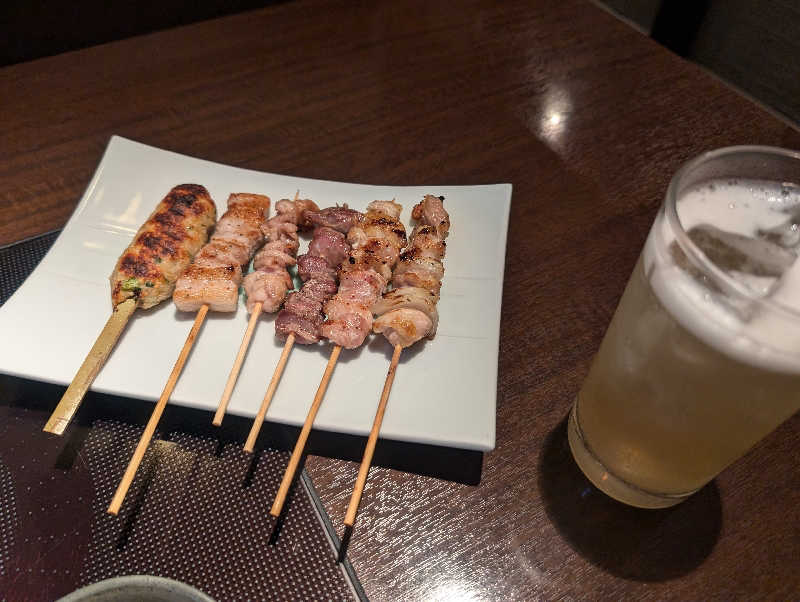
[568,146,800,508]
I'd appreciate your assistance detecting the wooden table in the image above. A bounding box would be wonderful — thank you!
[2,0,799,599]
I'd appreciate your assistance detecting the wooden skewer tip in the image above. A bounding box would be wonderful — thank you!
[270,344,341,517]
[344,344,403,527]
[243,333,296,453]
[107,304,209,515]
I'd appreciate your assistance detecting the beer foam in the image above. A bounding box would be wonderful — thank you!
[644,179,800,373]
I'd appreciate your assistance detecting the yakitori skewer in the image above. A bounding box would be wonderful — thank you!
[43,184,216,436]
[243,206,363,451]
[271,200,407,518]
[344,194,450,527]
[108,192,271,514]
[213,192,319,425]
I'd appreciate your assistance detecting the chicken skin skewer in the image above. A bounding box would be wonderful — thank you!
[345,194,451,528]
[319,200,407,348]
[372,195,449,348]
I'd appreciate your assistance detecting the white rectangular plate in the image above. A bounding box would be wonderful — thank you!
[0,136,511,451]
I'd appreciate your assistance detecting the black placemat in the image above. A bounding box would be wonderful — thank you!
[0,230,60,306]
[0,232,365,601]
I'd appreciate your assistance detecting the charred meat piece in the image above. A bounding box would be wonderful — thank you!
[411,194,450,240]
[372,194,451,348]
[110,184,217,309]
[320,201,407,349]
[304,205,364,233]
[373,308,434,348]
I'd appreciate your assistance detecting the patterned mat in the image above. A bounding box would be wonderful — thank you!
[0,232,364,601]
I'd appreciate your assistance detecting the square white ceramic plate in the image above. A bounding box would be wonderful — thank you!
[0,136,510,451]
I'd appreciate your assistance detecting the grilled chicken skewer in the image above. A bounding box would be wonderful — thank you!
[108,192,271,515]
[213,194,320,425]
[243,206,363,451]
[344,194,450,528]
[43,184,217,436]
[271,200,407,518]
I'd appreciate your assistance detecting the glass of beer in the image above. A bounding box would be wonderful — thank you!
[568,146,800,508]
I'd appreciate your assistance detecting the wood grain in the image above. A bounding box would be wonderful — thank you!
[1,0,799,599]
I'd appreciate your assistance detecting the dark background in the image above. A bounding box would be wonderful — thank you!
[0,1,281,66]
[601,0,800,125]
[3,1,798,126]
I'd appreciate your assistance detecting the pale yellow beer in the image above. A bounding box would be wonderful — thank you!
[569,147,800,508]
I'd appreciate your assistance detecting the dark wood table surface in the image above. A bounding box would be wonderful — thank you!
[2,0,799,599]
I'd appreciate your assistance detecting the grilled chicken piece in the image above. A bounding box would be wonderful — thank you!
[372,285,440,343]
[308,227,350,267]
[275,312,323,344]
[212,205,265,251]
[297,254,337,282]
[408,224,446,260]
[372,286,439,324]
[391,268,443,296]
[174,193,270,312]
[192,239,250,267]
[275,225,350,344]
[110,184,216,309]
[320,200,407,349]
[243,270,293,313]
[347,203,407,251]
[411,194,450,239]
[335,270,386,305]
[253,247,296,272]
[172,265,241,312]
[344,245,394,281]
[367,200,403,219]
[373,194,451,348]
[261,219,300,256]
[243,197,317,313]
[320,299,374,349]
[304,205,364,233]
[394,252,444,281]
[373,308,434,348]
[276,197,320,230]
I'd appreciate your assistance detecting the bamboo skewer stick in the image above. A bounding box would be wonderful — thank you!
[270,344,341,517]
[213,191,301,426]
[243,333,295,452]
[107,304,209,515]
[213,302,263,425]
[344,344,402,527]
[43,298,138,435]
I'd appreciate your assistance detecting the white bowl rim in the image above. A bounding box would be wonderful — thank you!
[57,575,215,602]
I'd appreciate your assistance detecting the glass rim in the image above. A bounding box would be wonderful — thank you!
[664,145,800,320]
